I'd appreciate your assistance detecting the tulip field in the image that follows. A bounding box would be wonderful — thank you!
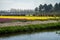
[0,16,60,20]
[0,16,60,22]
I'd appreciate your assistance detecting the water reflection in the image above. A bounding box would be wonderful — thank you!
[56,31,60,36]
[0,31,60,40]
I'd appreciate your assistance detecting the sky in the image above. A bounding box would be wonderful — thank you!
[0,0,60,10]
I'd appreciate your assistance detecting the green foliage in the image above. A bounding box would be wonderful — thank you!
[35,3,60,16]
[54,3,59,11]
[0,22,60,35]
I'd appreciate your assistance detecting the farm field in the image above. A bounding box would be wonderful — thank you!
[0,16,60,20]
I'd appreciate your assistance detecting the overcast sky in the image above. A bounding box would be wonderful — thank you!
[0,0,60,10]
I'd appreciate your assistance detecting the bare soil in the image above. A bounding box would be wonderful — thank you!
[0,20,60,27]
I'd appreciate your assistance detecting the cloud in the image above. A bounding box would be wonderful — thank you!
[0,0,60,10]
[0,0,34,10]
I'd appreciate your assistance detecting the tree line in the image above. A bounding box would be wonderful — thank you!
[35,3,60,16]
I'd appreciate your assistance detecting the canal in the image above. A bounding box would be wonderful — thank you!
[0,30,60,40]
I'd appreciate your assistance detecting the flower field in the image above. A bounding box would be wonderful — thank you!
[0,16,59,20]
[0,16,60,22]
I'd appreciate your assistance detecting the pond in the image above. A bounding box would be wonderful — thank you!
[0,31,60,40]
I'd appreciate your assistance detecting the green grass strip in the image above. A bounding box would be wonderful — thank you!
[0,22,60,35]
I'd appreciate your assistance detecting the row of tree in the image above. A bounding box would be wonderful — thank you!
[35,3,60,13]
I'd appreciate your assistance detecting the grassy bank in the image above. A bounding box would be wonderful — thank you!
[0,22,60,35]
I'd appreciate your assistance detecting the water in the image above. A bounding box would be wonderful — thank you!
[0,31,60,40]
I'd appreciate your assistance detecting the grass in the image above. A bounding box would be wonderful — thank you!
[0,22,60,35]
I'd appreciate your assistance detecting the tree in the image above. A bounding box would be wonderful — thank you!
[58,3,60,11]
[35,7,39,14]
[39,4,43,12]
[43,4,48,12]
[54,3,59,11]
[47,4,53,12]
[35,7,38,11]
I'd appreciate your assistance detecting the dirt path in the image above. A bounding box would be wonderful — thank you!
[0,20,60,27]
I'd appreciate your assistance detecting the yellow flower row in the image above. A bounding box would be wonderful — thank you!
[0,16,59,20]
